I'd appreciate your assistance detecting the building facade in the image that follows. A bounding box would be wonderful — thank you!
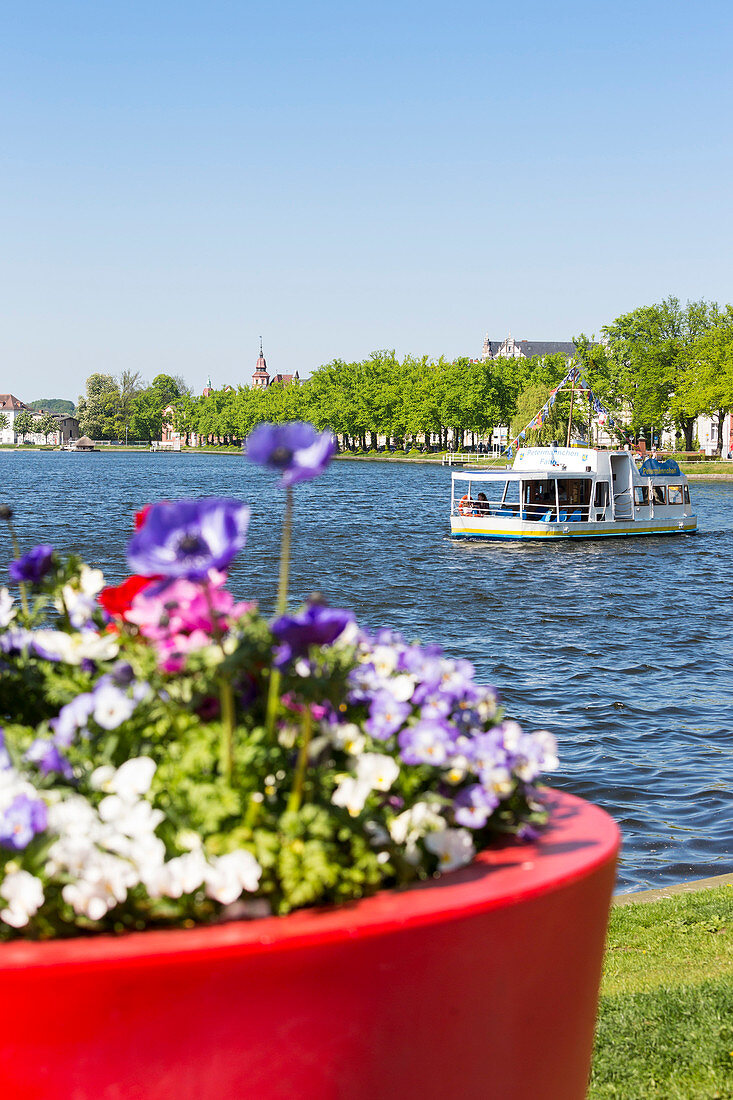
[481,334,577,362]
[0,395,78,445]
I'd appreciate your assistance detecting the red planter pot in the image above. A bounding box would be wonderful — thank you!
[0,790,618,1100]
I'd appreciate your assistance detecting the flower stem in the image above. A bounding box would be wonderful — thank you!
[287,706,313,814]
[265,487,293,739]
[219,676,236,783]
[276,487,293,615]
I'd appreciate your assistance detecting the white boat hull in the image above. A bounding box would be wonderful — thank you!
[449,515,698,540]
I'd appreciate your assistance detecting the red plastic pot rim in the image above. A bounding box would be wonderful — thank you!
[0,789,619,973]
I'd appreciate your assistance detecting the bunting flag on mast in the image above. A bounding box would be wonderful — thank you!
[500,360,633,457]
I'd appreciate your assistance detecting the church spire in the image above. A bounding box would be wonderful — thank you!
[252,338,270,389]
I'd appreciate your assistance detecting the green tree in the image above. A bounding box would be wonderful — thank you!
[0,413,8,435]
[602,297,718,449]
[675,306,733,455]
[14,410,35,442]
[77,374,120,439]
[38,414,59,444]
[28,399,75,416]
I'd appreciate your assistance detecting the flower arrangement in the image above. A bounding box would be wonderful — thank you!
[0,423,558,939]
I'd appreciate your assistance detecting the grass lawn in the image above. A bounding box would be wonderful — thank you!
[589,886,733,1099]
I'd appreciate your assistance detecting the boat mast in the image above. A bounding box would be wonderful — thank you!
[566,377,575,447]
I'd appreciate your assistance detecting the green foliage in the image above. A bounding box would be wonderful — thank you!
[28,399,76,415]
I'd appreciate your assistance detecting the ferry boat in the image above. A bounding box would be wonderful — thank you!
[449,446,697,540]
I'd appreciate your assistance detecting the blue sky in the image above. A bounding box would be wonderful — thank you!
[2,0,732,400]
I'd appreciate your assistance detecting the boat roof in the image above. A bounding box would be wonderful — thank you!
[450,447,686,482]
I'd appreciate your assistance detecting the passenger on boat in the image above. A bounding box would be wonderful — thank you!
[476,492,490,514]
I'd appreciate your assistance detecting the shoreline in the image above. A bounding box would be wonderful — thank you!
[3,446,733,480]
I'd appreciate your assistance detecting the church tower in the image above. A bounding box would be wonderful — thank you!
[252,338,270,389]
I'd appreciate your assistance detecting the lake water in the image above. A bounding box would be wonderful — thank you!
[2,450,732,892]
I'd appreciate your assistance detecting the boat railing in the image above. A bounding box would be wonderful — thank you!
[442,452,501,466]
[452,500,592,522]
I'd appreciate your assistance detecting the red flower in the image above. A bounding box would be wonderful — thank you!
[98,575,154,621]
[134,505,153,531]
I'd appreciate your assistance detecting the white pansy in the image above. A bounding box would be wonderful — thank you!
[384,674,415,703]
[0,587,16,628]
[61,852,136,921]
[294,658,311,678]
[108,756,157,800]
[445,756,471,784]
[33,630,118,665]
[144,850,208,899]
[92,685,136,731]
[332,775,371,816]
[425,828,476,872]
[500,721,523,751]
[98,795,165,837]
[385,800,442,849]
[205,850,262,905]
[482,766,513,798]
[0,869,44,928]
[89,765,116,792]
[356,753,399,791]
[370,645,399,679]
[79,565,105,596]
[328,723,366,755]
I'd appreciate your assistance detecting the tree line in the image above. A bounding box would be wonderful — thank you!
[71,296,733,453]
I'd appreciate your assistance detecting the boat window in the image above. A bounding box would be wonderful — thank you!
[634,486,649,506]
[667,484,683,505]
[524,480,554,506]
[594,481,609,507]
[684,485,690,504]
[652,485,666,505]
[556,478,592,506]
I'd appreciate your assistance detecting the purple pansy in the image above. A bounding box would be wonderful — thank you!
[0,793,47,850]
[364,691,412,741]
[453,784,500,829]
[127,498,250,580]
[398,720,451,766]
[50,692,96,748]
[246,422,336,488]
[25,739,74,779]
[8,545,55,585]
[271,603,353,664]
[0,728,10,770]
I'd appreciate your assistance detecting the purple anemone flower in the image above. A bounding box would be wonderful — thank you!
[246,422,336,488]
[0,793,47,851]
[271,602,353,664]
[127,498,250,579]
[8,545,55,585]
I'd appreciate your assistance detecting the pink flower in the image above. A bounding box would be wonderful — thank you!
[126,571,253,670]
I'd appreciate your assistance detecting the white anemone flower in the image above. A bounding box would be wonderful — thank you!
[0,587,16,628]
[205,850,262,905]
[425,828,476,872]
[92,685,136,731]
[0,869,44,928]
